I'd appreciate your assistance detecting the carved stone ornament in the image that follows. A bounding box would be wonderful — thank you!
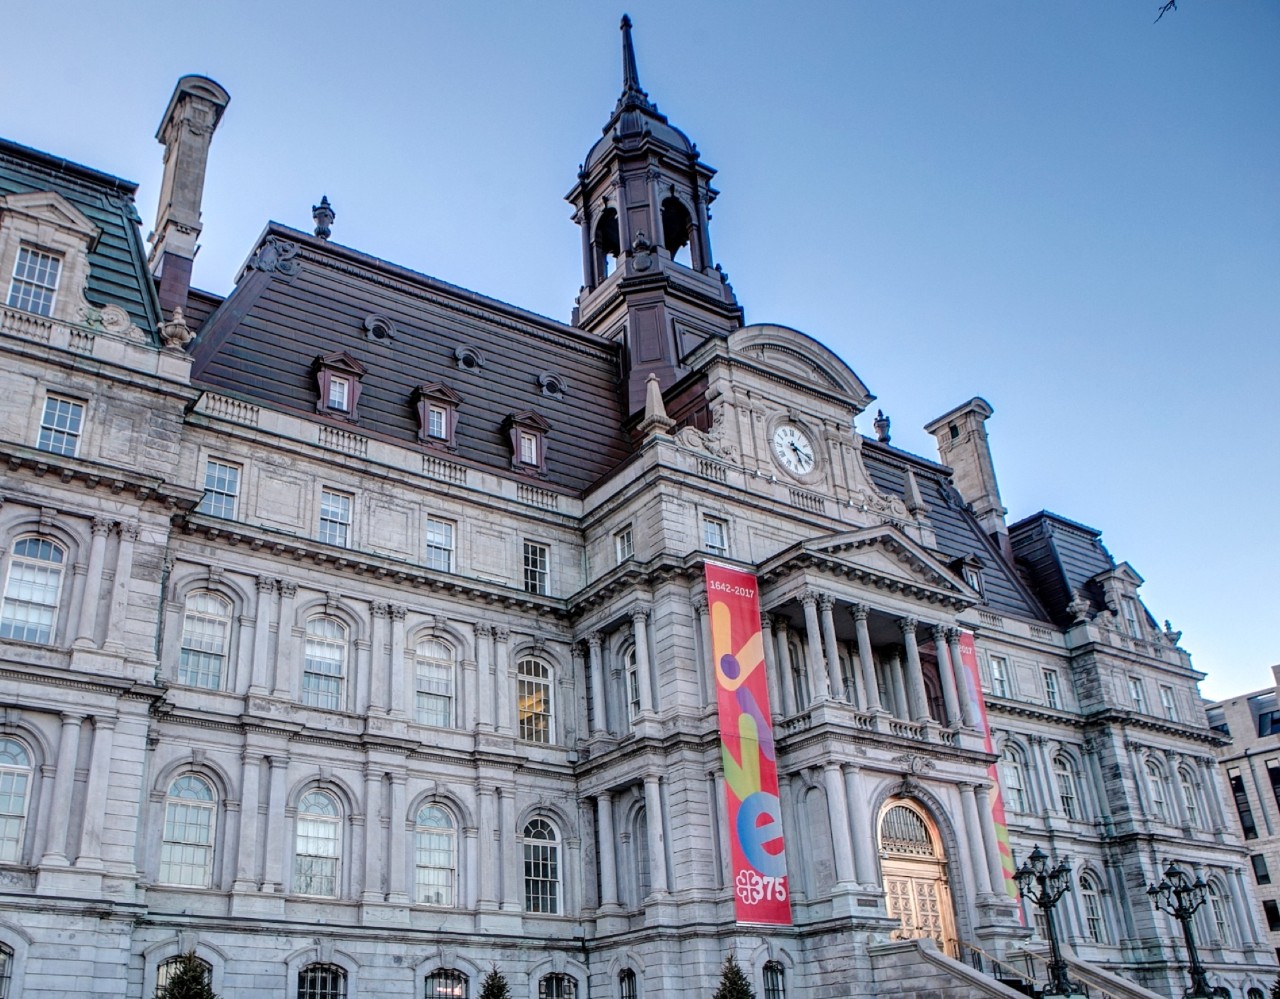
[160,307,194,350]
[674,406,740,463]
[1066,591,1092,624]
[246,236,301,276]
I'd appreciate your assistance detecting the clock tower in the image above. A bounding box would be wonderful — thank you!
[568,16,744,415]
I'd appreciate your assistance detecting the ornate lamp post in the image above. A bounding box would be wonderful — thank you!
[1014,845,1085,997]
[1146,861,1227,999]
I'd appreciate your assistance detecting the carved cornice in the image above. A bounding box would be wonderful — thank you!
[1,443,203,513]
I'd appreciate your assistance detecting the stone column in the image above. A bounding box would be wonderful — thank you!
[463,821,479,909]
[495,629,513,736]
[932,625,961,726]
[1166,751,1192,828]
[597,792,619,908]
[843,764,877,885]
[947,629,977,728]
[801,591,831,701]
[852,605,882,714]
[818,595,845,700]
[362,766,383,901]
[643,774,668,894]
[760,614,783,720]
[886,646,908,718]
[823,763,855,885]
[899,617,930,722]
[586,633,607,734]
[1232,866,1263,946]
[272,581,298,699]
[499,785,520,910]
[774,617,797,717]
[958,782,993,895]
[39,712,83,866]
[974,784,1008,895]
[1201,758,1231,832]
[388,605,407,717]
[476,784,497,909]
[632,610,655,713]
[368,602,389,712]
[475,623,493,730]
[75,714,116,867]
[262,756,289,892]
[75,517,111,645]
[233,750,262,890]
[249,577,275,695]
[388,772,409,902]
[105,521,138,648]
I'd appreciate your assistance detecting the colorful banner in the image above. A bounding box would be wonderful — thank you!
[705,562,792,925]
[957,631,1019,901]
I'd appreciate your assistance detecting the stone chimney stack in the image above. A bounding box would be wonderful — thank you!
[924,397,1012,562]
[149,75,229,315]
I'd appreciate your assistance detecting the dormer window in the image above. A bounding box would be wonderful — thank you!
[413,382,462,450]
[504,410,550,475]
[8,247,62,317]
[951,554,985,598]
[313,351,366,421]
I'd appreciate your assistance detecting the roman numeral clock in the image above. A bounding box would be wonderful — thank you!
[770,422,820,478]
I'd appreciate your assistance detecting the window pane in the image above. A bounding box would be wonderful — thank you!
[1,536,65,644]
[37,396,83,455]
[518,658,552,744]
[197,460,240,519]
[303,618,346,710]
[415,806,456,906]
[159,776,214,887]
[8,247,61,316]
[523,542,549,595]
[318,490,352,547]
[298,964,347,999]
[425,969,469,998]
[179,592,230,689]
[425,518,455,572]
[0,738,31,863]
[524,819,560,913]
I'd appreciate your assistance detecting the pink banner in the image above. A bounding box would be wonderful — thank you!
[706,563,791,925]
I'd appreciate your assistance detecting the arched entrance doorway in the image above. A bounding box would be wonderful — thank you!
[878,798,958,957]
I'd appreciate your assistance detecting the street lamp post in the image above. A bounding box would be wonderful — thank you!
[1014,845,1085,998]
[1146,861,1228,999]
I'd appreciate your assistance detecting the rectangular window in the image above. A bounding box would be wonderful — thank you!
[196,459,240,519]
[37,395,84,456]
[318,489,352,547]
[989,655,1010,698]
[1121,597,1143,638]
[963,566,983,595]
[8,246,61,316]
[1265,900,1280,932]
[427,404,447,439]
[1042,668,1061,709]
[523,541,549,595]
[1251,854,1271,885]
[327,375,350,411]
[1159,684,1178,722]
[1128,676,1146,713]
[519,430,539,465]
[1266,760,1280,817]
[1258,711,1280,737]
[615,526,634,564]
[702,515,728,557]
[425,517,455,572]
[1228,767,1258,840]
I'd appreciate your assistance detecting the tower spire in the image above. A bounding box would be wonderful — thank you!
[616,14,656,114]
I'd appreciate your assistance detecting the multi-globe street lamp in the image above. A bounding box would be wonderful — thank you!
[1014,845,1085,998]
[1146,861,1228,999]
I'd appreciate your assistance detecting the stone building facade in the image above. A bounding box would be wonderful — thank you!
[0,20,1274,999]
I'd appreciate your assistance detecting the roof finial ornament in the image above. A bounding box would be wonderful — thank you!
[638,372,675,436]
[312,195,335,241]
[616,13,656,114]
[873,409,891,444]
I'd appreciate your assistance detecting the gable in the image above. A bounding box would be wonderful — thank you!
[0,190,101,244]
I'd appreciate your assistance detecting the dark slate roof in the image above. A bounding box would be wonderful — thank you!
[191,225,631,493]
[182,287,223,333]
[864,441,1050,622]
[0,138,160,335]
[1008,511,1115,626]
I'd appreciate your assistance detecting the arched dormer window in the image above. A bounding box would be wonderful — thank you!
[0,737,33,862]
[523,817,561,914]
[178,591,232,689]
[414,803,456,906]
[660,195,692,264]
[1,535,66,645]
[1000,746,1030,814]
[303,616,348,711]
[414,638,456,728]
[159,774,216,887]
[593,207,620,283]
[294,789,341,897]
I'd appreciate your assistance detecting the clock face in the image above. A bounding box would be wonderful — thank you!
[771,424,817,475]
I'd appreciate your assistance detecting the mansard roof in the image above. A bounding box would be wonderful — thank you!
[1008,510,1116,626]
[190,224,631,493]
[0,138,160,334]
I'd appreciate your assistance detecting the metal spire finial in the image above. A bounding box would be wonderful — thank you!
[312,195,335,241]
[616,13,654,113]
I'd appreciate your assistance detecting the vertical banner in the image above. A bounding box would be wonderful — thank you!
[705,562,792,925]
[957,631,1019,901]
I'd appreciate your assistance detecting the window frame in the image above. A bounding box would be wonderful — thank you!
[293,789,342,898]
[523,540,550,596]
[196,457,241,520]
[302,615,348,712]
[0,737,33,864]
[1159,683,1178,722]
[538,974,576,999]
[999,746,1029,814]
[414,637,456,729]
[424,968,469,998]
[1042,668,1061,709]
[1052,754,1079,820]
[701,514,728,557]
[0,535,67,646]
[1078,873,1107,944]
[763,961,786,999]
[158,773,217,888]
[504,409,551,474]
[1145,760,1169,823]
[178,590,233,690]
[414,382,462,450]
[313,351,366,422]
[523,817,562,914]
[297,962,347,999]
[989,655,1010,698]
[7,245,62,317]
[1128,676,1146,714]
[36,394,84,457]
[318,488,353,548]
[414,803,457,907]
[517,656,554,744]
[615,525,634,564]
[1120,596,1143,639]
[425,517,456,573]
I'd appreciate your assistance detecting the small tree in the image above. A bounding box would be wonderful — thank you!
[1269,972,1280,999]
[157,952,218,999]
[712,954,756,999]
[479,965,513,999]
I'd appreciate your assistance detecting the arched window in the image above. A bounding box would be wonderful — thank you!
[1,536,66,644]
[294,790,341,897]
[1179,768,1201,828]
[523,818,560,914]
[298,963,346,999]
[414,638,455,728]
[0,943,12,999]
[593,208,620,283]
[624,646,641,721]
[159,774,216,887]
[0,737,32,862]
[517,657,553,744]
[1000,747,1029,814]
[414,804,456,906]
[1078,873,1107,943]
[539,974,576,999]
[763,961,786,999]
[618,969,637,999]
[660,196,692,262]
[1145,761,1169,823]
[1247,988,1265,999]
[1053,754,1080,820]
[1206,881,1231,945]
[425,968,468,998]
[179,591,232,689]
[155,954,213,996]
[303,616,347,710]
[633,806,651,903]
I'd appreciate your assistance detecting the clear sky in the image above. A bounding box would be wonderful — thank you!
[3,1,1276,699]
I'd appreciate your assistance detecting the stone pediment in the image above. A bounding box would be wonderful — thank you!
[0,190,101,246]
[728,323,873,411]
[759,524,974,610]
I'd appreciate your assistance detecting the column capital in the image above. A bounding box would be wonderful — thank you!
[474,621,493,637]
[932,622,949,640]
[278,580,298,598]
[760,613,774,632]
[60,711,86,725]
[693,595,709,615]
[800,589,820,608]
[118,521,140,542]
[822,760,842,775]
[643,771,662,787]
[630,607,650,624]
[818,593,835,612]
[389,604,407,621]
[371,600,390,618]
[494,626,510,642]
[840,761,862,776]
[269,755,289,771]
[586,631,603,651]
[91,714,118,732]
[945,626,963,642]
[851,603,870,623]
[595,789,614,804]
[773,614,790,635]
[256,574,277,594]
[91,517,112,536]
[898,616,919,634]
[957,781,977,793]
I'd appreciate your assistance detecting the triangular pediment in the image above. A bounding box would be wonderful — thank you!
[759,523,976,608]
[0,191,100,244]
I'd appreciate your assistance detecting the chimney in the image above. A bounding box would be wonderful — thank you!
[149,75,230,315]
[924,397,1012,562]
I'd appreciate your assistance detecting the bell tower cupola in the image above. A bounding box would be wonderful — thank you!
[568,15,743,414]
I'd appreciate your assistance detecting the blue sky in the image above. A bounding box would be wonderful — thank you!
[3,1,1276,698]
